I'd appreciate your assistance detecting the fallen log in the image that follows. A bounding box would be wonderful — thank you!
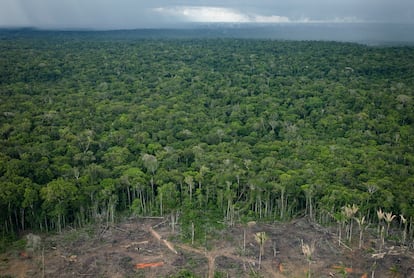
[122,241,149,249]
[112,226,129,233]
[148,227,178,254]
[163,239,178,254]
[149,227,162,241]
[152,220,168,229]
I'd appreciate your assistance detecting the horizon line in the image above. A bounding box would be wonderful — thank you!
[1,21,414,32]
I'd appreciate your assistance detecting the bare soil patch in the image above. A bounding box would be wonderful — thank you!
[1,217,413,277]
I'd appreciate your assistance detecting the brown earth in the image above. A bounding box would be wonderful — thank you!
[1,217,413,278]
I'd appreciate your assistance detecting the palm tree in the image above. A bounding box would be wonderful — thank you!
[376,209,386,251]
[400,214,408,244]
[342,204,359,242]
[377,209,384,230]
[301,239,315,278]
[355,215,367,249]
[255,232,268,269]
[384,212,396,237]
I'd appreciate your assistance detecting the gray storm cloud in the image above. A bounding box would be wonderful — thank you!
[0,0,413,29]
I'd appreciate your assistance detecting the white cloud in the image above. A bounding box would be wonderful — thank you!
[253,15,290,23]
[295,16,364,24]
[154,6,290,23]
[185,7,249,22]
[153,6,369,25]
[154,6,249,22]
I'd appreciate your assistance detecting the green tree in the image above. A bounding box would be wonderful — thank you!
[99,178,118,225]
[142,153,158,205]
[121,167,148,213]
[40,178,78,232]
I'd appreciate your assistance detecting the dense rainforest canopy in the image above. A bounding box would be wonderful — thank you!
[0,31,413,243]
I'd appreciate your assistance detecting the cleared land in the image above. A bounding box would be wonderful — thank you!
[1,217,413,278]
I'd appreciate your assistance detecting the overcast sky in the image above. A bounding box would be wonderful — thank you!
[1,0,413,29]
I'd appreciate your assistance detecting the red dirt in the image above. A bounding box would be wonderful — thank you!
[135,261,164,269]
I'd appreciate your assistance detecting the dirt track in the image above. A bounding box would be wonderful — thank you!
[1,217,413,277]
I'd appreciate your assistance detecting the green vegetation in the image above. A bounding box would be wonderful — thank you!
[0,32,413,245]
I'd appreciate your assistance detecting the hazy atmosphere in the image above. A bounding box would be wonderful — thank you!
[1,0,414,29]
